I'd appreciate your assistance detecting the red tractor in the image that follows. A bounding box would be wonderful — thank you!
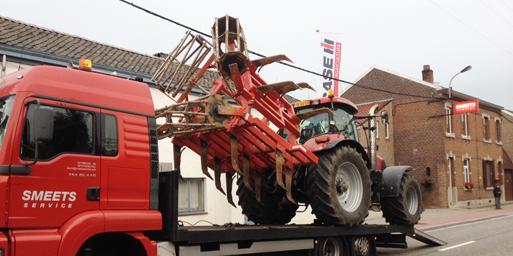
[155,15,423,227]
[235,93,423,226]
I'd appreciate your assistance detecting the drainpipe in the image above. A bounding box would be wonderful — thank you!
[368,104,379,170]
[1,55,6,78]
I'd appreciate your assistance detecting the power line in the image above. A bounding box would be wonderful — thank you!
[478,0,513,31]
[428,0,513,58]
[119,0,437,99]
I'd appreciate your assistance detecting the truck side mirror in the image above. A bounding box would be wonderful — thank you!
[381,110,389,124]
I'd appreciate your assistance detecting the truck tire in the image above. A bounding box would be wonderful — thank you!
[311,237,350,256]
[236,173,298,224]
[307,146,371,226]
[381,173,422,225]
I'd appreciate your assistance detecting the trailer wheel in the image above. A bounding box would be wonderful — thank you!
[307,146,371,225]
[312,237,350,256]
[236,173,298,224]
[381,173,423,225]
[350,236,376,256]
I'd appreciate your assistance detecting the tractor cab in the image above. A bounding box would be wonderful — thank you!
[294,95,359,144]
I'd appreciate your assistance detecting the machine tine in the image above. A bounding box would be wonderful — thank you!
[258,81,299,94]
[214,159,226,195]
[243,156,253,192]
[200,140,213,180]
[253,170,262,203]
[225,172,236,207]
[297,82,315,91]
[275,151,286,189]
[251,54,291,68]
[284,168,296,204]
[173,144,183,172]
[230,135,241,174]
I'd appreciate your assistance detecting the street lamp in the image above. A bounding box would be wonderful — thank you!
[448,65,472,99]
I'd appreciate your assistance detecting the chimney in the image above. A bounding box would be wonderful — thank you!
[422,65,433,83]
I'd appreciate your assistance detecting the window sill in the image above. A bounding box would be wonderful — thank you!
[496,141,503,145]
[483,139,492,144]
[178,211,207,216]
[461,135,471,140]
[446,132,456,138]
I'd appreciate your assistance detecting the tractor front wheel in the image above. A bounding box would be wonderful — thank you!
[307,146,371,226]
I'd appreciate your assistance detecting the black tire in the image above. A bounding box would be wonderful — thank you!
[307,146,371,226]
[381,173,423,225]
[236,173,298,224]
[311,237,351,256]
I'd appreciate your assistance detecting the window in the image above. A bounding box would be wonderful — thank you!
[463,158,472,184]
[483,160,494,188]
[445,105,453,134]
[483,116,490,141]
[461,113,469,138]
[101,114,118,156]
[178,178,205,215]
[0,96,15,146]
[21,104,94,160]
[496,119,502,143]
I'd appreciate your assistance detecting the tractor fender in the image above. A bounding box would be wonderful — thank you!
[381,166,413,198]
[320,139,371,169]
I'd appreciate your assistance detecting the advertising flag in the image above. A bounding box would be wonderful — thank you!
[318,33,342,97]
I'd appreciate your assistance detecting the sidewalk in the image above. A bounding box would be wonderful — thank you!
[365,203,513,230]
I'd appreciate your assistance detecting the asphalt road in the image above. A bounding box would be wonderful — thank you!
[378,213,513,256]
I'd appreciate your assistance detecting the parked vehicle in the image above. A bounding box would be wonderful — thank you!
[0,15,441,256]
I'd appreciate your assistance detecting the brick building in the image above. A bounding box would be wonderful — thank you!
[343,66,507,208]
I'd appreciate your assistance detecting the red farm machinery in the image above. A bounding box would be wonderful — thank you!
[154,15,423,226]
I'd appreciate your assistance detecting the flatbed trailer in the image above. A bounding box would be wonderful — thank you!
[152,171,445,256]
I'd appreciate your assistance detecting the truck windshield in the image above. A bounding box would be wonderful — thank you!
[0,96,15,146]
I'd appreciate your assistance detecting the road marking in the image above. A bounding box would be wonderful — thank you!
[438,241,475,252]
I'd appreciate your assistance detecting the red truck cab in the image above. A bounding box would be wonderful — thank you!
[0,66,161,256]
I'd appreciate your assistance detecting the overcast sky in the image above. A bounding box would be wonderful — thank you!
[2,0,513,109]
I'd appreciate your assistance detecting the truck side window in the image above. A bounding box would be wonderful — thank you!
[101,114,118,156]
[21,104,94,160]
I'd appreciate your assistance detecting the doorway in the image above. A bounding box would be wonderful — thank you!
[505,170,513,201]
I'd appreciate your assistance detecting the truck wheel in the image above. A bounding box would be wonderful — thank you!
[308,146,371,226]
[236,173,298,224]
[381,173,422,225]
[312,237,350,256]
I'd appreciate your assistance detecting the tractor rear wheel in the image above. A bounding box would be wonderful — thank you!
[307,146,371,226]
[236,172,298,224]
[381,173,422,225]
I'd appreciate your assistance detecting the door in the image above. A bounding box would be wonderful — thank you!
[8,98,101,228]
[505,170,513,201]
[99,109,151,210]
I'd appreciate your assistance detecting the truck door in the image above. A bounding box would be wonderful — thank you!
[7,98,101,228]
[99,109,151,210]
